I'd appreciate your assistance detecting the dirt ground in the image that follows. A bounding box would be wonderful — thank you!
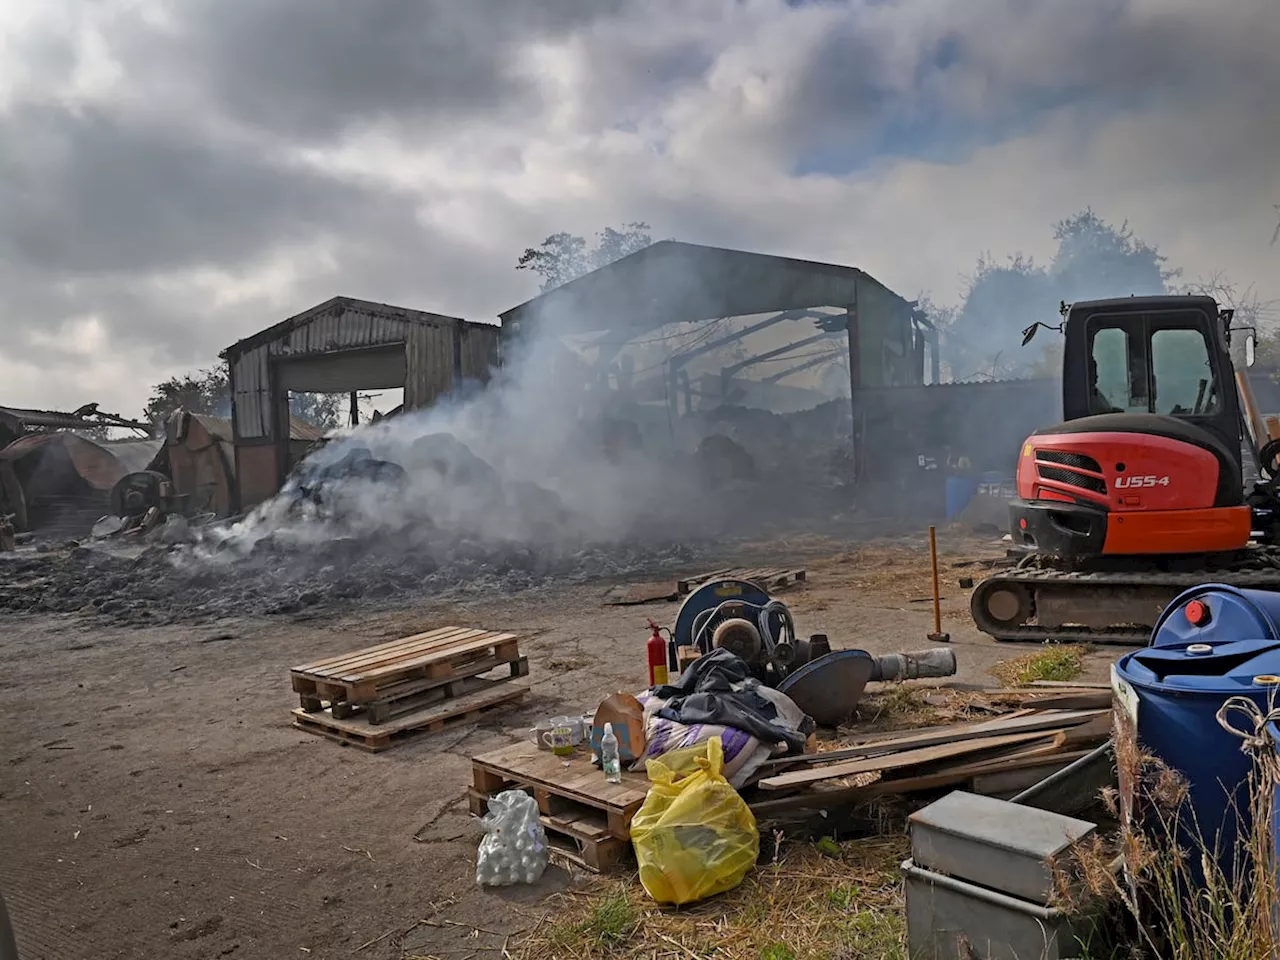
[0,529,1134,960]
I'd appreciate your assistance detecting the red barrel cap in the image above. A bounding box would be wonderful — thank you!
[1184,599,1211,627]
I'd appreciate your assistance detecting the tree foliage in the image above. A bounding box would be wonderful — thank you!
[143,364,343,430]
[942,209,1175,380]
[290,392,345,430]
[144,366,231,425]
[516,222,653,291]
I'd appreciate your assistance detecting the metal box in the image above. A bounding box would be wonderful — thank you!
[909,790,1096,905]
[903,859,1093,960]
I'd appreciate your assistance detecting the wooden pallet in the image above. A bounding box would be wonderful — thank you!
[677,567,807,595]
[292,681,527,752]
[602,580,681,606]
[330,661,530,724]
[290,626,524,710]
[468,788,632,872]
[471,741,650,841]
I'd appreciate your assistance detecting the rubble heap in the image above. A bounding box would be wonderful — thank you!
[0,533,703,626]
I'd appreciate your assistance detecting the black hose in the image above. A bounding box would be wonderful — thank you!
[1260,438,1280,481]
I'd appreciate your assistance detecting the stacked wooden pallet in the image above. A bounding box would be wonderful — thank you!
[602,565,808,606]
[469,741,650,872]
[749,688,1113,817]
[290,626,529,752]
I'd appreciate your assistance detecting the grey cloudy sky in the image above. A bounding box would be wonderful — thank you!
[1,0,1277,417]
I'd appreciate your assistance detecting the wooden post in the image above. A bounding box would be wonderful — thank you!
[928,525,950,642]
[349,391,360,427]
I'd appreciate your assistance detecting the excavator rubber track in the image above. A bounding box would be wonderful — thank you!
[971,549,1280,644]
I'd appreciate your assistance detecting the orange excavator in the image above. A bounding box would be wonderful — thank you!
[970,294,1280,644]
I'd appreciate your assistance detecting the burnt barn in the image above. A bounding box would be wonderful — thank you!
[222,297,501,510]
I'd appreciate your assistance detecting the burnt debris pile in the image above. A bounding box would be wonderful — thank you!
[0,528,701,626]
[0,431,705,625]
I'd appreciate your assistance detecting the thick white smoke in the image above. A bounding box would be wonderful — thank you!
[191,319,713,565]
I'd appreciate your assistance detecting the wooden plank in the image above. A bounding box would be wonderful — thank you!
[603,582,680,606]
[291,683,527,752]
[471,741,649,829]
[324,629,494,677]
[970,757,1081,795]
[289,627,495,690]
[365,660,529,724]
[326,628,503,677]
[759,710,1104,769]
[291,628,516,686]
[749,746,1091,818]
[677,567,807,595]
[758,729,1069,791]
[1030,680,1111,690]
[292,626,479,675]
[355,633,520,683]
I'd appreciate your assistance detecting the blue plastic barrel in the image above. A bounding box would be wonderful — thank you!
[1114,638,1280,888]
[1151,584,1280,648]
[945,477,979,521]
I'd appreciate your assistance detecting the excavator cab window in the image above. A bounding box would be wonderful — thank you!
[1086,313,1219,418]
[1151,328,1219,415]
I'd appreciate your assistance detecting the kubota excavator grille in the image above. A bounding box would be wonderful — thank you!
[1036,464,1107,494]
[1036,450,1103,473]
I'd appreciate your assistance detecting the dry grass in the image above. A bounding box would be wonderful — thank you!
[513,835,910,960]
[1045,714,1280,959]
[990,645,1086,687]
[849,685,943,732]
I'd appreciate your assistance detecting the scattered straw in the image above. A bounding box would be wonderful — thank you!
[511,836,909,960]
[990,646,1085,687]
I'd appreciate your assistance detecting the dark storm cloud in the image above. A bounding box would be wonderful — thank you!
[107,0,625,143]
[781,0,1279,174]
[0,103,420,276]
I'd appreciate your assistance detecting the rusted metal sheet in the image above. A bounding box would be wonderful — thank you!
[235,444,280,511]
[0,434,157,491]
[404,321,454,409]
[459,322,501,384]
[164,413,236,517]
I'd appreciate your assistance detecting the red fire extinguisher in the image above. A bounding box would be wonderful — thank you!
[646,619,669,687]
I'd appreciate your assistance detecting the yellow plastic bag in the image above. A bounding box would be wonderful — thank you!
[630,736,760,905]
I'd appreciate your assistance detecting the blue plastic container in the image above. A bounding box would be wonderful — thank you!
[1114,637,1280,888]
[944,477,979,521]
[1151,584,1280,648]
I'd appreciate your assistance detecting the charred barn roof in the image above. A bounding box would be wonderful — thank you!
[499,240,913,335]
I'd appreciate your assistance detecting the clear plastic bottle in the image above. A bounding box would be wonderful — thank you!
[601,722,622,784]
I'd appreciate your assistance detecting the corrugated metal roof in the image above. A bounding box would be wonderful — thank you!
[221,296,467,360]
[288,415,327,442]
[101,440,164,473]
[0,434,153,491]
[499,240,913,335]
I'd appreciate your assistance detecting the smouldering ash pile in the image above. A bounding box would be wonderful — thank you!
[0,533,703,626]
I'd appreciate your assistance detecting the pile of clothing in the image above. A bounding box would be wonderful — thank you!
[632,648,815,788]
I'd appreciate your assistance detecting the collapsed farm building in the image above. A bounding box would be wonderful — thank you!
[0,241,1068,622]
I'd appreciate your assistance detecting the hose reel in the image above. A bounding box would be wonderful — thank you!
[671,578,823,683]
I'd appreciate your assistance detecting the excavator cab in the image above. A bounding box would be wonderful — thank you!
[971,294,1275,644]
[1061,296,1244,458]
[1012,296,1254,560]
